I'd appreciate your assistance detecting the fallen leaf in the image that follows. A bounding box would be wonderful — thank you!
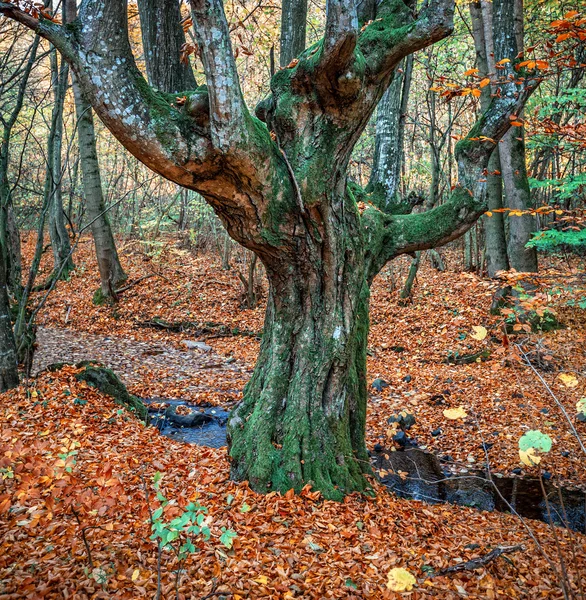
[387,567,416,592]
[443,406,468,420]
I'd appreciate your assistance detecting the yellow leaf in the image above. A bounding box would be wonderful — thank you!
[471,88,482,98]
[387,568,416,592]
[254,576,268,585]
[464,68,479,76]
[39,430,51,437]
[479,77,491,88]
[132,569,140,582]
[470,325,487,341]
[443,406,468,420]
[558,373,578,388]
[485,211,493,217]
[496,58,510,65]
[519,448,541,466]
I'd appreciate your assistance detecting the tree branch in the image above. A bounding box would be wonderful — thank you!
[190,0,248,150]
[357,0,454,84]
[323,0,359,69]
[0,0,215,188]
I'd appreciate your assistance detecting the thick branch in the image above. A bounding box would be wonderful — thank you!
[367,73,540,275]
[357,0,454,84]
[323,0,359,68]
[0,1,216,187]
[190,0,248,150]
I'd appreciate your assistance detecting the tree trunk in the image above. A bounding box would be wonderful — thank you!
[471,0,509,277]
[228,246,371,499]
[71,75,127,300]
[47,47,75,280]
[137,0,197,93]
[280,0,308,66]
[0,250,19,392]
[368,55,413,210]
[496,0,538,273]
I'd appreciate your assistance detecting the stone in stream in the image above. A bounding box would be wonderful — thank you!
[164,404,214,428]
[371,378,389,392]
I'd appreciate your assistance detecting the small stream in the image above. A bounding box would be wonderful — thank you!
[141,398,585,532]
[143,398,229,448]
[374,447,586,533]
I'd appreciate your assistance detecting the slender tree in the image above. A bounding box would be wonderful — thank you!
[0,0,539,499]
[497,0,538,273]
[367,55,413,210]
[280,0,307,67]
[470,0,509,277]
[46,41,75,280]
[64,0,126,303]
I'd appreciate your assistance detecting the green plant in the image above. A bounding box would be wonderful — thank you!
[147,472,236,599]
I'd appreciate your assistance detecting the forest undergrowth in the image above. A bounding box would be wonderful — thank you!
[1,233,585,598]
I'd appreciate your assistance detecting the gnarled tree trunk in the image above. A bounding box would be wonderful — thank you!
[229,202,371,498]
[0,0,539,498]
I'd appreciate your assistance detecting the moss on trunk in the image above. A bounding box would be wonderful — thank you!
[228,241,373,500]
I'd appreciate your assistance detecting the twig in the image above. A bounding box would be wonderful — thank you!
[438,545,524,575]
[273,131,305,214]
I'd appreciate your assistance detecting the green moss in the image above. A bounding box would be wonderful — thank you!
[75,364,148,423]
[92,287,113,306]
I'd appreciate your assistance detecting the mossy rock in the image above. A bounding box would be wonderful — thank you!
[75,364,148,423]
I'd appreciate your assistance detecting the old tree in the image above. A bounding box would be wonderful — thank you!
[1,0,538,499]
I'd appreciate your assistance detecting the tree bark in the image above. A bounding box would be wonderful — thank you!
[495,0,538,273]
[280,0,308,67]
[228,228,372,499]
[137,0,197,93]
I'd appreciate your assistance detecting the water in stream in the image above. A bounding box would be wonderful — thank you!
[142,398,585,532]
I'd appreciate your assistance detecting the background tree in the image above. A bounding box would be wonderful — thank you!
[0,0,539,498]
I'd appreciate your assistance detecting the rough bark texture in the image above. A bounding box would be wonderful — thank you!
[495,0,538,273]
[137,0,197,93]
[471,0,509,276]
[0,0,539,498]
[280,0,308,67]
[368,55,413,210]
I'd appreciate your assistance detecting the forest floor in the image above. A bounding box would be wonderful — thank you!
[1,233,585,598]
